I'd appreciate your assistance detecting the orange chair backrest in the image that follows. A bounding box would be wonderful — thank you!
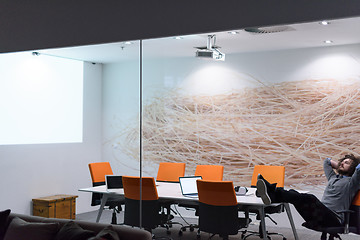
[250,165,285,188]
[122,176,158,201]
[89,162,113,183]
[352,191,360,206]
[156,162,185,182]
[197,180,237,206]
[195,165,224,181]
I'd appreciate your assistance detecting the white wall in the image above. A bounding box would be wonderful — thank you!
[0,62,102,214]
[147,43,360,97]
[101,60,141,177]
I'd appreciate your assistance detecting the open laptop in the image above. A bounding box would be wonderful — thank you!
[105,175,123,192]
[179,176,202,198]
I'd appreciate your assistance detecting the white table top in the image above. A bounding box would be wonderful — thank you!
[79,181,266,206]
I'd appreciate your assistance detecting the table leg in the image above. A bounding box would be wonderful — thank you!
[96,194,109,223]
[258,206,268,239]
[284,203,299,240]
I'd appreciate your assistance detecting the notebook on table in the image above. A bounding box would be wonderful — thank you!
[105,175,123,192]
[179,176,202,198]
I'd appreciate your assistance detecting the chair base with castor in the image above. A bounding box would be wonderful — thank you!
[180,225,201,239]
[181,224,199,233]
[241,224,286,240]
[178,203,200,237]
[240,210,286,240]
[302,209,358,240]
[159,201,184,236]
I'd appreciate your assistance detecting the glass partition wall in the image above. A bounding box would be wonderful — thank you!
[142,16,360,184]
[139,16,360,233]
[2,16,360,236]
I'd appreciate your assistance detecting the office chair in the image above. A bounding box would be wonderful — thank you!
[197,180,250,240]
[156,162,186,182]
[240,165,286,240]
[195,164,224,181]
[302,190,360,240]
[180,165,224,234]
[88,162,124,224]
[350,191,360,234]
[122,176,172,239]
[155,162,185,234]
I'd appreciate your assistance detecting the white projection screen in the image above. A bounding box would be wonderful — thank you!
[0,52,83,145]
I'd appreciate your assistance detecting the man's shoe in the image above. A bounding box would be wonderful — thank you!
[256,174,270,197]
[257,174,277,190]
[256,179,271,205]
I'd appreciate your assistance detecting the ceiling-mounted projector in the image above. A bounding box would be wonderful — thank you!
[196,48,225,61]
[195,35,225,61]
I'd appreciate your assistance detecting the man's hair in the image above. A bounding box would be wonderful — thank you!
[338,154,360,176]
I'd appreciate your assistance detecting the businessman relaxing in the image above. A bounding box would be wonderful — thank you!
[256,154,360,240]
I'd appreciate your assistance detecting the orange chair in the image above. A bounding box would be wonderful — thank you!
[349,191,360,234]
[156,162,186,233]
[195,165,224,181]
[156,162,186,182]
[241,165,286,240]
[89,162,113,187]
[250,165,285,188]
[180,164,224,233]
[197,180,249,239]
[122,176,162,232]
[88,162,124,224]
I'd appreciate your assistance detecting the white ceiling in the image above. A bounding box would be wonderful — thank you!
[38,16,360,64]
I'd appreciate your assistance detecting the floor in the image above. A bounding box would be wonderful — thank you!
[76,209,359,240]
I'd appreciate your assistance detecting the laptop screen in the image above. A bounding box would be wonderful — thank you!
[105,175,123,189]
[179,176,202,196]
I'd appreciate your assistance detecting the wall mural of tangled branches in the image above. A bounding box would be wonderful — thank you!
[119,78,360,187]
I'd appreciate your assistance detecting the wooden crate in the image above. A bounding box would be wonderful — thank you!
[32,194,78,219]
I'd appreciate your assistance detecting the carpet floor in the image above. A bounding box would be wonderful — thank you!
[76,210,359,240]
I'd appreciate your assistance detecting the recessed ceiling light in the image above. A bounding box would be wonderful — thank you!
[324,40,333,44]
[228,31,239,35]
[174,36,183,40]
[320,20,330,25]
[124,41,132,45]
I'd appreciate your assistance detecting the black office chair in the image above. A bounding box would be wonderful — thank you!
[88,162,125,224]
[156,162,185,235]
[302,191,360,240]
[179,165,224,235]
[197,180,250,240]
[122,176,173,239]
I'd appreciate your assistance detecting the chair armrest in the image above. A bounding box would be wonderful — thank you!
[336,210,355,234]
[336,210,354,214]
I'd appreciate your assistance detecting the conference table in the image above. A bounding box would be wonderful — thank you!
[79,182,299,240]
